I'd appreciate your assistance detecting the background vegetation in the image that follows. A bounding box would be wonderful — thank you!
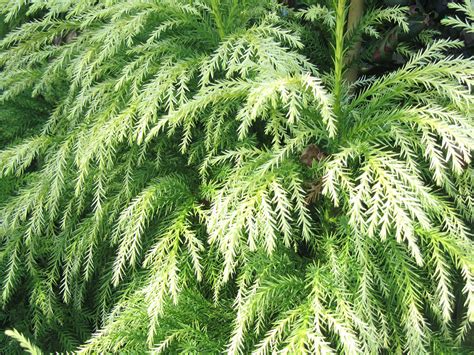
[0,0,472,353]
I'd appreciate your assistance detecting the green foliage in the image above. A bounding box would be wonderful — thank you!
[5,329,43,355]
[0,0,473,353]
[442,0,474,34]
[0,13,51,352]
[0,96,47,205]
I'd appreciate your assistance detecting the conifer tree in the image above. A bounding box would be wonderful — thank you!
[0,0,473,353]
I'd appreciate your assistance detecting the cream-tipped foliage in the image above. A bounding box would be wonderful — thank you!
[442,0,474,34]
[4,329,42,355]
[0,0,473,353]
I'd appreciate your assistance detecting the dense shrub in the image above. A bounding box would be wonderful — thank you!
[0,0,472,353]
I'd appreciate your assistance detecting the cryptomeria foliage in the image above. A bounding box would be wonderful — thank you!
[0,0,473,353]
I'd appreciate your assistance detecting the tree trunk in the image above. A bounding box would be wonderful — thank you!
[345,0,365,83]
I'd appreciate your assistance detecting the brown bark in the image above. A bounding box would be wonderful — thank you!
[344,0,365,83]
